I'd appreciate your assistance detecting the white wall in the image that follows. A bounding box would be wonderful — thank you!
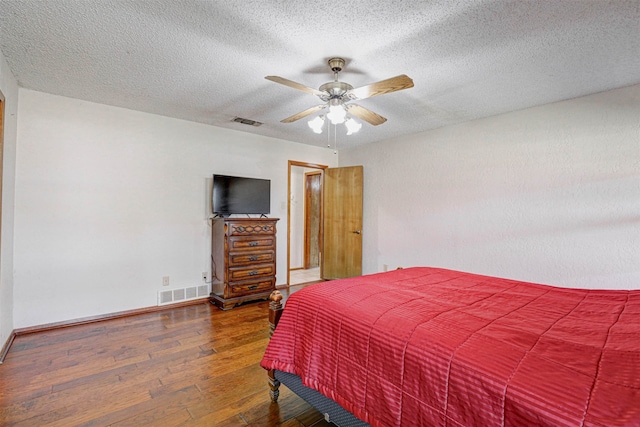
[0,51,18,350]
[11,84,640,330]
[340,84,640,290]
[14,89,337,328]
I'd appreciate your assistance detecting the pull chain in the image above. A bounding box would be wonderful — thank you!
[326,119,338,154]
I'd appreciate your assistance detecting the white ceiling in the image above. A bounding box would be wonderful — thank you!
[1,1,639,148]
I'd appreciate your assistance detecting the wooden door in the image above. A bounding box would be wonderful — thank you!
[304,172,322,269]
[322,166,363,279]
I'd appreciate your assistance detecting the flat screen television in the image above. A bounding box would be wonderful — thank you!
[212,174,271,216]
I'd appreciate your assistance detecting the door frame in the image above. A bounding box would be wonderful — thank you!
[287,160,327,286]
[0,92,4,279]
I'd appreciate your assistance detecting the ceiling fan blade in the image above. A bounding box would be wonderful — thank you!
[346,104,387,126]
[281,105,326,123]
[265,76,327,97]
[348,74,414,100]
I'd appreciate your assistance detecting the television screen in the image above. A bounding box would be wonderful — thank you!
[212,175,271,216]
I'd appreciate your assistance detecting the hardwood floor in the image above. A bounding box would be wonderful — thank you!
[0,296,331,426]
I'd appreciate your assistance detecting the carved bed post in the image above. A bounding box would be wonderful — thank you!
[268,290,284,402]
[269,290,283,337]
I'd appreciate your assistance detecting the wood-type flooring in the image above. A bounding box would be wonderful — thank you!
[0,295,331,426]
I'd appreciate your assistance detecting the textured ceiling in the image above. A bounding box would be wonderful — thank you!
[0,1,639,148]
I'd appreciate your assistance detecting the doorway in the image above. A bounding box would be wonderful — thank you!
[287,161,327,286]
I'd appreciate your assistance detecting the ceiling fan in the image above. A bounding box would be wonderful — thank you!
[265,58,414,132]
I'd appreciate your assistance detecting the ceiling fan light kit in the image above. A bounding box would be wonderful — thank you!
[345,117,362,135]
[308,115,325,134]
[327,99,347,124]
[265,57,414,136]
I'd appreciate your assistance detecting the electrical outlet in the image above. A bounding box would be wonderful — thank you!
[162,276,170,286]
[202,272,208,281]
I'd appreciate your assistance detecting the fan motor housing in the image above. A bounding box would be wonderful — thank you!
[319,81,353,99]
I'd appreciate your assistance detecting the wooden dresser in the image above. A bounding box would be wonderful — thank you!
[209,217,279,310]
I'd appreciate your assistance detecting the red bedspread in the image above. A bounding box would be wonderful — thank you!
[261,267,640,427]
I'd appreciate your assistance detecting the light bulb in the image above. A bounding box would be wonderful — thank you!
[326,101,346,124]
[345,118,362,135]
[308,115,325,134]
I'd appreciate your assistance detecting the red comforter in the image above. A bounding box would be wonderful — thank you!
[261,267,640,427]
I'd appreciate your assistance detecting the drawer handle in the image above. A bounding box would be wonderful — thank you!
[249,241,259,247]
[236,226,245,232]
[248,270,259,276]
[249,256,258,261]
[248,285,258,290]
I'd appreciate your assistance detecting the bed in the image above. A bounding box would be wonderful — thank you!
[260,267,640,427]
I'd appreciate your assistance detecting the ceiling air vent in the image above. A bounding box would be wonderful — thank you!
[232,117,263,127]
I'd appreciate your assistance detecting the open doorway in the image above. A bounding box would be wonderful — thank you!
[287,161,327,286]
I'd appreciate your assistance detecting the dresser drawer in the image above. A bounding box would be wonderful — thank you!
[226,221,276,236]
[228,264,275,282]
[227,236,275,252]
[228,250,275,267]
[226,278,275,298]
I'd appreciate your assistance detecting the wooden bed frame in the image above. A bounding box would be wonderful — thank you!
[267,290,283,402]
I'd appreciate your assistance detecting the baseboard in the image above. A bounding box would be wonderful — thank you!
[0,331,16,364]
[11,297,210,338]
[290,279,325,287]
